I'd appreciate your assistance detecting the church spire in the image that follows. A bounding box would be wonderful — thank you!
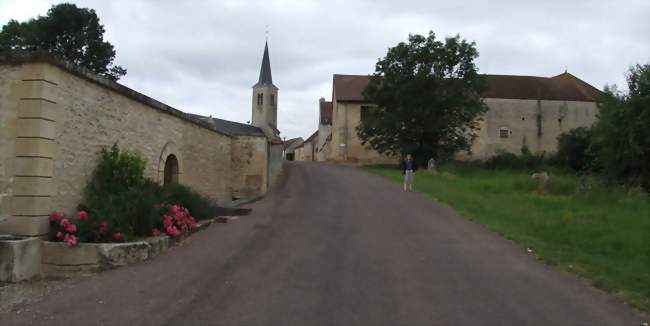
[256,41,273,86]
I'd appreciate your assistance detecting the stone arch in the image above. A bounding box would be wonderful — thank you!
[157,142,183,185]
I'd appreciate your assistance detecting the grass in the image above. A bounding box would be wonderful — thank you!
[363,164,650,311]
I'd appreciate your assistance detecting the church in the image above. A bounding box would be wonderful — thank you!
[296,71,603,163]
[0,42,283,238]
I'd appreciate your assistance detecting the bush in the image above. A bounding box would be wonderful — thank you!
[556,127,599,172]
[164,184,220,221]
[484,146,545,171]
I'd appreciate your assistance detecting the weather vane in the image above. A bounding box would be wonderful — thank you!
[265,24,269,41]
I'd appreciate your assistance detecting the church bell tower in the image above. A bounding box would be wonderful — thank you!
[252,41,279,139]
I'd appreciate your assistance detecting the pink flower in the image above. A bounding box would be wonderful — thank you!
[170,204,181,213]
[112,232,122,241]
[49,212,63,222]
[66,223,77,233]
[56,231,64,239]
[60,218,71,228]
[163,215,173,228]
[152,228,161,236]
[64,234,78,247]
[166,225,181,238]
[76,210,89,220]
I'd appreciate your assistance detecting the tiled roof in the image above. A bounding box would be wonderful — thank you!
[188,114,265,137]
[304,131,318,143]
[320,101,333,125]
[283,137,303,149]
[332,72,603,102]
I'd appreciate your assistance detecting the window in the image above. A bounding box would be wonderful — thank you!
[499,127,510,139]
[270,94,275,106]
[257,93,263,106]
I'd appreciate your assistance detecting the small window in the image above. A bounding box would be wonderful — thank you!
[257,93,263,106]
[270,94,275,106]
[499,127,510,139]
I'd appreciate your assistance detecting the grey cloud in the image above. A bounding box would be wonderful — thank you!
[2,0,648,139]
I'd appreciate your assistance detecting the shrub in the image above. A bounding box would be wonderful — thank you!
[556,127,599,172]
[484,150,523,170]
[164,184,220,221]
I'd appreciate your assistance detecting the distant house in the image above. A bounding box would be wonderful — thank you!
[309,72,603,163]
[295,131,318,161]
[283,137,304,161]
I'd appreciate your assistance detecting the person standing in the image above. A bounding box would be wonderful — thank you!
[402,154,417,191]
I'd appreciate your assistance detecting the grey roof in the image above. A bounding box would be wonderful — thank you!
[255,42,274,87]
[188,114,265,137]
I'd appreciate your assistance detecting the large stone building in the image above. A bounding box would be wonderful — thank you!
[302,72,602,163]
[0,42,283,237]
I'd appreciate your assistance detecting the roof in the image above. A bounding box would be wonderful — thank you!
[332,72,604,102]
[188,114,265,137]
[483,72,604,101]
[333,74,370,102]
[254,41,275,87]
[320,101,333,125]
[283,137,303,149]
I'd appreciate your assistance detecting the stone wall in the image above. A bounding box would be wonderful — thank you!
[465,98,599,159]
[315,124,332,162]
[268,143,284,186]
[0,66,20,224]
[330,98,395,164]
[230,136,267,199]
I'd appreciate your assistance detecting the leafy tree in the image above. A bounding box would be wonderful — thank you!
[358,31,487,164]
[594,64,650,190]
[0,3,126,80]
[556,127,600,172]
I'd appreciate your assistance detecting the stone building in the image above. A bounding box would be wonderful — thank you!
[294,131,317,161]
[311,72,603,163]
[0,42,283,238]
[282,137,304,161]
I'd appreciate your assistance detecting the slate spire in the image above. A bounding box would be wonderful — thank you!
[257,41,273,86]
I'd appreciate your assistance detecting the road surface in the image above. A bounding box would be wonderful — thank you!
[1,162,645,325]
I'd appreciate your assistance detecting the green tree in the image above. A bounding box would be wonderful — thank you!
[0,3,126,80]
[594,64,650,190]
[358,31,487,164]
[556,127,600,172]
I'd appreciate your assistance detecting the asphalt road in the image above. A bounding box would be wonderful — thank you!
[2,162,645,325]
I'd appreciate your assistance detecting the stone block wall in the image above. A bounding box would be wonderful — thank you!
[0,58,268,236]
[230,136,267,199]
[268,143,284,186]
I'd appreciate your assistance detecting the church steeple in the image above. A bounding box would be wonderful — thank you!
[256,42,274,86]
[251,41,279,139]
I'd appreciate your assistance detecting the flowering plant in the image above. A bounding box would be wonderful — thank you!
[48,210,124,246]
[152,204,197,238]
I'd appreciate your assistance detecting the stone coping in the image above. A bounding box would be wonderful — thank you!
[0,52,239,138]
[41,216,221,278]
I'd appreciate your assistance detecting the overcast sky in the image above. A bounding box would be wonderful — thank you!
[1,0,648,139]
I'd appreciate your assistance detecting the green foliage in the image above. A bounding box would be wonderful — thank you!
[364,164,650,310]
[593,64,650,190]
[483,146,545,171]
[555,127,600,172]
[164,184,220,221]
[85,143,146,196]
[0,3,126,80]
[358,31,488,165]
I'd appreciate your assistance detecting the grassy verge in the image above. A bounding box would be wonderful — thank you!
[363,164,650,311]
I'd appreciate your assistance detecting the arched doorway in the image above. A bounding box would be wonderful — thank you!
[163,154,179,186]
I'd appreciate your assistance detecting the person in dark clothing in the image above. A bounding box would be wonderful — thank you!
[401,154,417,191]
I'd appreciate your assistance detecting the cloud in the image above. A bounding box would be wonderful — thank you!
[1,0,648,139]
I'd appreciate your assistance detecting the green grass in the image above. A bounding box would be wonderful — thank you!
[363,164,650,311]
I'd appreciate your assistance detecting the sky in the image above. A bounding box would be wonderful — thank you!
[1,0,648,140]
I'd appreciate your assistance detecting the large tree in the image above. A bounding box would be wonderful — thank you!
[0,3,126,81]
[358,31,487,163]
[594,64,650,190]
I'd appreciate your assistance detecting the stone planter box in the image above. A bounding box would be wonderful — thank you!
[42,236,170,277]
[0,235,42,282]
[40,216,219,278]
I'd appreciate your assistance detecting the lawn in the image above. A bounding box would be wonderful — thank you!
[363,164,650,311]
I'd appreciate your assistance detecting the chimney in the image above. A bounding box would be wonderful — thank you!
[319,97,325,103]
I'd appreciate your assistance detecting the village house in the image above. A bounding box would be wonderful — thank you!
[299,72,603,163]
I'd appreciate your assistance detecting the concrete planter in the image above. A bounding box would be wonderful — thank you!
[41,236,170,277]
[0,235,42,282]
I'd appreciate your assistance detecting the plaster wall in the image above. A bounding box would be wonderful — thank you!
[0,66,20,223]
[230,136,267,199]
[315,124,332,162]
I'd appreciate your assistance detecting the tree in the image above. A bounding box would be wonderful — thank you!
[0,3,126,80]
[556,127,600,172]
[358,31,487,164]
[593,64,650,190]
